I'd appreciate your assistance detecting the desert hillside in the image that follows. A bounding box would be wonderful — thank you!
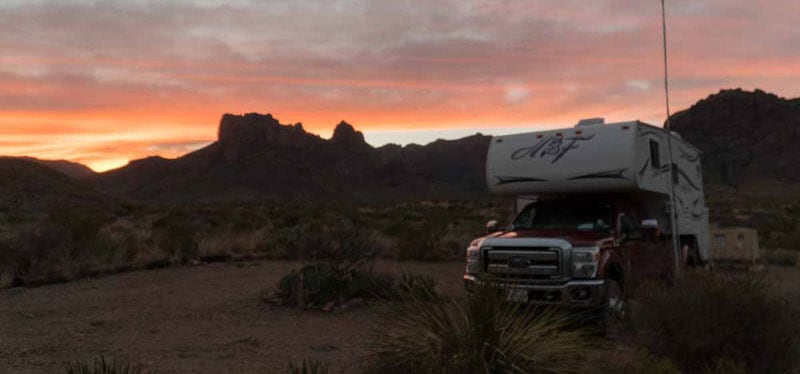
[670,89,800,186]
[90,114,491,203]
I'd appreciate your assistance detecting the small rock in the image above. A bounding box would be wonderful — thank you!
[311,344,338,353]
[89,320,105,327]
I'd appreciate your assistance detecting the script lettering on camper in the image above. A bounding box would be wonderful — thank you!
[510,134,595,163]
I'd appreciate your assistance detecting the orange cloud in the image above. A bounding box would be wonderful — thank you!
[0,0,798,171]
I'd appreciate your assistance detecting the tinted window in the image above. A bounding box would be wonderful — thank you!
[649,140,661,168]
[512,199,612,232]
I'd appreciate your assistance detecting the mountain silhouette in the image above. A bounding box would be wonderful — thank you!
[16,157,95,179]
[91,113,490,203]
[8,88,798,204]
[0,157,112,214]
[670,89,800,186]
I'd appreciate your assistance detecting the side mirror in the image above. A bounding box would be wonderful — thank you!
[641,218,660,241]
[641,219,659,229]
[486,220,503,234]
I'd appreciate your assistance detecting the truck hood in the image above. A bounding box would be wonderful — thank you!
[486,229,613,247]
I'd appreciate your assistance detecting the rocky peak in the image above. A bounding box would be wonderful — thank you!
[217,113,319,163]
[331,121,369,149]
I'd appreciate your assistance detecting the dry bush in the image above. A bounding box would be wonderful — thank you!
[11,221,75,280]
[197,227,268,260]
[287,359,329,374]
[274,228,385,308]
[764,249,799,266]
[64,355,152,374]
[633,271,800,373]
[392,225,456,261]
[95,219,152,262]
[356,271,440,302]
[364,281,590,374]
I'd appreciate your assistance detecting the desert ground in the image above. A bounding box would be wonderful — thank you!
[0,260,467,373]
[1,260,798,374]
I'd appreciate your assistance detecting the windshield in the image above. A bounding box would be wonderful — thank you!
[511,199,613,232]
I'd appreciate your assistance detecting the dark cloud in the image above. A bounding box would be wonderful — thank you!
[1,0,798,170]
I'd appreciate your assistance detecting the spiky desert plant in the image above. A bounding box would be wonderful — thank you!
[64,355,151,374]
[364,281,590,374]
[287,359,329,374]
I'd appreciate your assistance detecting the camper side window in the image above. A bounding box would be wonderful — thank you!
[649,140,661,168]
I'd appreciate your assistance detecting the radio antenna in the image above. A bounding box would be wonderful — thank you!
[661,0,682,279]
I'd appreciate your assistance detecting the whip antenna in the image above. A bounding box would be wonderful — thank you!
[661,0,682,278]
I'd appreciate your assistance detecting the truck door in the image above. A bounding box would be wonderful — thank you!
[617,214,673,288]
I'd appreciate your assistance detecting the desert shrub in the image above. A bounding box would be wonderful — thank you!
[152,222,197,263]
[287,359,329,374]
[364,281,590,374]
[772,225,800,250]
[93,219,154,267]
[635,357,681,374]
[633,271,800,373]
[278,263,348,307]
[764,249,798,266]
[298,227,381,268]
[151,207,217,264]
[64,356,151,374]
[266,224,315,260]
[393,225,454,261]
[382,271,438,301]
[597,355,746,374]
[274,228,384,307]
[351,271,439,302]
[11,221,73,278]
[276,266,438,307]
[198,228,268,259]
[11,223,59,270]
[703,358,747,374]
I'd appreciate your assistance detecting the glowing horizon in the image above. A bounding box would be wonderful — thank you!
[2,0,799,171]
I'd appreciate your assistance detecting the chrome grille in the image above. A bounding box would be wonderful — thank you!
[483,247,561,282]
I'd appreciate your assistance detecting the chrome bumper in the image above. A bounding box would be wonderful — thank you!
[463,275,606,307]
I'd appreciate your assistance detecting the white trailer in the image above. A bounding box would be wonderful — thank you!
[485,119,710,261]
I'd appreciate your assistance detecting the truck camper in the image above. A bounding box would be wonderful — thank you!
[464,118,710,324]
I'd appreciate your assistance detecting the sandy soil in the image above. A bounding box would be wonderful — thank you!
[0,260,466,374]
[1,261,797,374]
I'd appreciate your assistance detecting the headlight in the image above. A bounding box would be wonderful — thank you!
[571,246,600,279]
[465,245,486,275]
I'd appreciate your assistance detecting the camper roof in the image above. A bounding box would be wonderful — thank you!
[486,120,701,196]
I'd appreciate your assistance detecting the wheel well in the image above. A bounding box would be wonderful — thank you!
[606,262,624,289]
[680,235,701,267]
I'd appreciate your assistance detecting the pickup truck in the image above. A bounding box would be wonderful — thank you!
[464,119,710,326]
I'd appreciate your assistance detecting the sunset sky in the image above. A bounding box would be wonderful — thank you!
[2,0,799,171]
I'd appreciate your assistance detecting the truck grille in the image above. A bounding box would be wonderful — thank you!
[483,247,561,282]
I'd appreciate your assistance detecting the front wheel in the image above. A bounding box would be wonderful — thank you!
[599,278,628,338]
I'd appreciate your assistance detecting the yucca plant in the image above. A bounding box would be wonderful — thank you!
[287,359,329,374]
[64,356,151,374]
[364,280,591,374]
[355,271,440,302]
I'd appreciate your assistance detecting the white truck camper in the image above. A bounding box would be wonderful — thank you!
[486,119,710,260]
[464,118,710,317]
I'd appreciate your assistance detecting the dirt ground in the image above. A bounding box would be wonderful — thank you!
[0,260,466,374]
[1,261,798,374]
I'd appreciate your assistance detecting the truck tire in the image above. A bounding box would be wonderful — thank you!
[600,278,627,339]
